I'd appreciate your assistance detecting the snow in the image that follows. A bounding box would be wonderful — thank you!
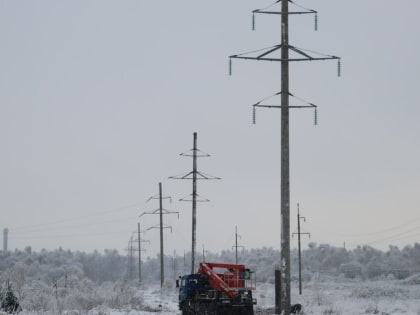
[255,276,420,315]
[17,276,420,315]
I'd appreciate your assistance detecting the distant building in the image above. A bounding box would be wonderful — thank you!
[3,228,8,252]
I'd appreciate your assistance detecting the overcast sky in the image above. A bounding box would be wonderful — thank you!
[1,0,419,258]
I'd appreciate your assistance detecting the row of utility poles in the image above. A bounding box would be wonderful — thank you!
[126,132,220,287]
[126,3,338,309]
[126,202,308,293]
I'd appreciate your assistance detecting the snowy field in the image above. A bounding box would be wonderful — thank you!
[15,274,420,315]
[256,274,420,315]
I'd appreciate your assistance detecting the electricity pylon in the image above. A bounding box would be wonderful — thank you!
[292,203,310,295]
[230,1,340,313]
[141,182,179,287]
[170,132,220,273]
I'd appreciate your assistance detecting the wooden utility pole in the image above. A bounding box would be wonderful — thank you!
[292,203,310,295]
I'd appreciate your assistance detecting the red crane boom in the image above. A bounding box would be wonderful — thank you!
[197,262,251,299]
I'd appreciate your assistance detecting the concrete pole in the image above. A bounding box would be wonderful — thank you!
[191,132,198,273]
[297,204,302,295]
[235,226,238,264]
[159,182,164,287]
[138,222,142,285]
[280,0,291,313]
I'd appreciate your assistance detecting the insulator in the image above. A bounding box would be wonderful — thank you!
[252,13,256,31]
[314,108,318,125]
[337,59,341,77]
[252,106,256,124]
[314,14,318,31]
[229,58,232,76]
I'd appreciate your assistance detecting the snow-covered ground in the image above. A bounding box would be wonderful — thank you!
[256,274,420,315]
[18,274,420,315]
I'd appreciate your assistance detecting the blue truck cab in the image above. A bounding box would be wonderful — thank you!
[178,274,210,308]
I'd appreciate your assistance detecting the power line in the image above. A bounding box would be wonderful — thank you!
[10,203,140,231]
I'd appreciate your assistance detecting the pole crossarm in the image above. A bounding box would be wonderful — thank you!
[146,195,172,203]
[146,224,173,233]
[180,149,211,158]
[253,91,317,108]
[253,0,317,16]
[169,171,221,181]
[292,232,310,238]
[252,91,319,125]
[141,208,179,218]
[179,194,210,203]
[230,44,339,63]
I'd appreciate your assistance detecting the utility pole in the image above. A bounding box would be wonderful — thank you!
[172,250,177,280]
[232,226,244,264]
[126,236,135,281]
[230,1,339,313]
[170,132,220,273]
[141,182,178,287]
[136,221,149,285]
[292,203,310,295]
[184,250,187,274]
[138,222,141,284]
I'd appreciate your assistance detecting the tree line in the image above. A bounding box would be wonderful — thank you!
[0,243,419,313]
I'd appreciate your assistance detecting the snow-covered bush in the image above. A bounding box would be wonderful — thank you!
[21,280,53,313]
[0,281,21,314]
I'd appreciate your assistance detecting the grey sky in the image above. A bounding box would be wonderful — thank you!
[1,0,419,257]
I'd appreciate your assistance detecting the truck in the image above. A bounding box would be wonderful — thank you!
[177,262,257,315]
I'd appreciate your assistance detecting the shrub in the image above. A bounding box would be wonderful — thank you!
[0,281,21,314]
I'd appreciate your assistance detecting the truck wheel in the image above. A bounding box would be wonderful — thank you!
[246,306,254,315]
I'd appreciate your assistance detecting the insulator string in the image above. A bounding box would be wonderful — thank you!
[314,108,318,125]
[314,14,318,31]
[337,59,341,77]
[252,13,256,30]
[229,59,232,76]
[252,106,256,124]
